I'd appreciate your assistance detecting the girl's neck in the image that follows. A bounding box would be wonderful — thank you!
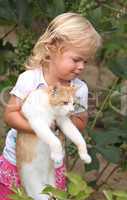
[43,67,70,86]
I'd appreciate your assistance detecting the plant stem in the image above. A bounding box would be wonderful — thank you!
[96,165,120,190]
[90,78,119,130]
[96,161,110,184]
[103,3,124,13]
[1,24,18,40]
[69,154,79,171]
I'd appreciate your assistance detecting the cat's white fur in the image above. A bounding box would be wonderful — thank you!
[16,86,91,200]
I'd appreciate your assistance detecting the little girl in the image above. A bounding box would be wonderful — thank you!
[0,12,101,199]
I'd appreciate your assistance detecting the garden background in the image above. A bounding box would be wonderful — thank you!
[0,0,127,199]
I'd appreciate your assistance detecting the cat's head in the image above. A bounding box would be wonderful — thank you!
[47,85,76,116]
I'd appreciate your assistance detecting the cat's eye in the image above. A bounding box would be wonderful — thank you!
[63,101,68,105]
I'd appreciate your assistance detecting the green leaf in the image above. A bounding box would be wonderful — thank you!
[66,172,87,190]
[41,185,54,194]
[90,131,120,146]
[95,145,121,164]
[103,190,113,200]
[112,190,127,198]
[9,186,33,200]
[107,57,127,79]
[68,182,80,196]
[116,197,127,200]
[75,190,93,200]
[0,0,17,24]
[42,185,67,200]
[15,0,32,26]
[85,148,100,171]
[37,0,65,18]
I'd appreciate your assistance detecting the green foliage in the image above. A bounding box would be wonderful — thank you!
[0,39,15,74]
[107,57,127,80]
[42,172,93,200]
[78,0,98,17]
[9,187,33,200]
[65,0,80,12]
[78,1,127,82]
[8,172,93,200]
[15,31,36,69]
[42,185,68,200]
[32,0,65,19]
[0,30,36,91]
[8,178,127,200]
[86,95,127,172]
[103,189,127,200]
[0,0,33,26]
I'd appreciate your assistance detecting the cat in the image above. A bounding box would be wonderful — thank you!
[16,85,91,200]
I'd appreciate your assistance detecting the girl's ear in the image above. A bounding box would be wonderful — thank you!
[45,42,58,55]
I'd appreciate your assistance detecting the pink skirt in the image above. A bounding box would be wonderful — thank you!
[0,155,20,199]
[0,183,14,200]
[55,162,67,190]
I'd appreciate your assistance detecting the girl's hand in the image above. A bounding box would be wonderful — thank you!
[70,112,88,132]
[4,95,34,134]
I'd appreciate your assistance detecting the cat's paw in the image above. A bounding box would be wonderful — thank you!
[79,153,92,164]
[51,151,64,164]
[34,195,49,200]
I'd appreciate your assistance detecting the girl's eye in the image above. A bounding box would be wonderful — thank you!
[73,58,88,64]
[73,58,80,63]
[63,101,68,105]
[84,60,88,64]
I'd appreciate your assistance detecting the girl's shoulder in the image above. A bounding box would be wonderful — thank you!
[19,67,42,80]
[10,68,43,100]
[72,78,88,111]
[71,78,88,92]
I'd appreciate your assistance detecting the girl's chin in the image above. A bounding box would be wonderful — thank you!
[60,73,79,82]
[70,73,79,79]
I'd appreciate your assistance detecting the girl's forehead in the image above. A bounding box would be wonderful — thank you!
[62,46,90,59]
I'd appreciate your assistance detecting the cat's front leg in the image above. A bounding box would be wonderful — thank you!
[28,118,64,164]
[56,117,92,164]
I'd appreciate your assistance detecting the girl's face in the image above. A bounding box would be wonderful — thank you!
[49,47,88,82]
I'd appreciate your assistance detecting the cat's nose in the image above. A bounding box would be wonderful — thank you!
[69,106,74,113]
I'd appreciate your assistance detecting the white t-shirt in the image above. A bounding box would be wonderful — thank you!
[3,68,88,165]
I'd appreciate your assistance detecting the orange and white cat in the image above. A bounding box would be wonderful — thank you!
[16,85,91,200]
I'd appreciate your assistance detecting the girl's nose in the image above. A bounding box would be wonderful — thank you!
[77,61,85,70]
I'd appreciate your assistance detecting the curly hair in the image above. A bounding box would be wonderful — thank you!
[25,12,102,69]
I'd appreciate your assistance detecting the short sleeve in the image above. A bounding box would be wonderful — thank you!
[73,79,88,113]
[10,70,35,100]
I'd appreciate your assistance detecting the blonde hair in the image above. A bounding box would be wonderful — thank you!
[26,12,102,69]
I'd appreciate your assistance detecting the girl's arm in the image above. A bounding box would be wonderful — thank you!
[70,112,88,132]
[4,95,34,134]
